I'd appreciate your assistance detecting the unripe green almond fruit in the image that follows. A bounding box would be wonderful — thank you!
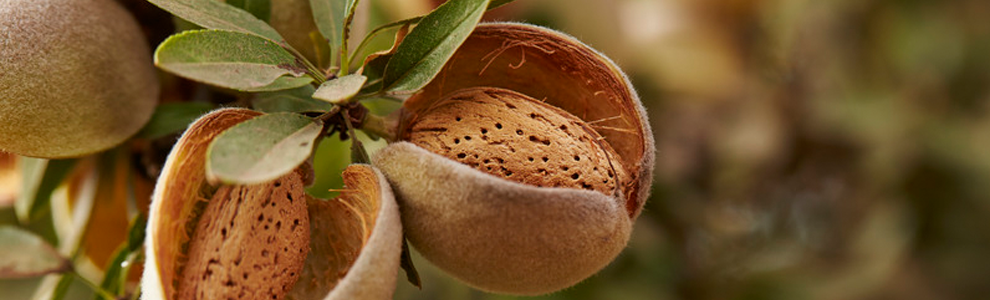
[373,23,655,295]
[0,0,159,158]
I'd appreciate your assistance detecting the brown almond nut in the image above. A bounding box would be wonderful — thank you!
[176,170,310,300]
[404,87,629,195]
[144,109,404,300]
[373,23,655,295]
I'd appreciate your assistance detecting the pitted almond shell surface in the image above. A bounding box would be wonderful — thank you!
[142,108,403,300]
[375,22,654,295]
[142,108,262,300]
[401,22,653,217]
[404,87,629,196]
[177,170,311,299]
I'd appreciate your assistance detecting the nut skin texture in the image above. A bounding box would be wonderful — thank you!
[177,171,311,300]
[373,23,655,295]
[404,87,630,196]
[373,143,631,295]
[0,0,159,158]
[143,109,404,300]
[143,109,263,300]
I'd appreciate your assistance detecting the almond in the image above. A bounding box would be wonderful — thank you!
[144,109,404,300]
[372,23,655,295]
[177,170,311,300]
[404,87,629,196]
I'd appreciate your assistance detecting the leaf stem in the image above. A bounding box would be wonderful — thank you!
[286,46,326,85]
[360,113,397,142]
[342,108,371,163]
[316,105,344,123]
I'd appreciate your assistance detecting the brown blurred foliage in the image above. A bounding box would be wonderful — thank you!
[396,0,990,299]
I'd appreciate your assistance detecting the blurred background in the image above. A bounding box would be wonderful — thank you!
[393,0,990,299]
[4,0,990,299]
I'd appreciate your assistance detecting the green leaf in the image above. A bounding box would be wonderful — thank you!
[359,53,391,93]
[246,76,317,92]
[382,0,489,93]
[155,29,312,92]
[98,215,147,297]
[137,102,215,140]
[147,0,284,42]
[227,0,271,22]
[313,74,367,104]
[207,113,323,185]
[309,0,349,53]
[253,85,334,113]
[50,273,74,300]
[0,225,70,278]
[16,158,76,223]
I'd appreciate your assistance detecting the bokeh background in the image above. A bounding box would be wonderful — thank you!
[393,0,990,299]
[4,0,990,299]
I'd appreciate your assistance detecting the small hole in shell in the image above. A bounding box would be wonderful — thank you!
[516,130,523,135]
[528,157,534,162]
[542,157,549,162]
[495,123,503,129]
[481,128,488,134]
[457,153,467,159]
[464,136,471,141]
[456,117,462,121]
[574,155,581,161]
[454,138,460,144]
[572,173,580,180]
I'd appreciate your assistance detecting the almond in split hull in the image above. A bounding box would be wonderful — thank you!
[404,87,629,197]
[177,170,311,300]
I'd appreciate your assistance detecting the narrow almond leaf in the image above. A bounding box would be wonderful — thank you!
[350,0,512,67]
[313,74,367,104]
[381,0,489,93]
[207,113,323,185]
[0,226,70,278]
[253,85,334,113]
[137,102,215,140]
[98,215,147,296]
[147,0,284,42]
[227,0,272,21]
[16,158,76,223]
[155,29,312,92]
[50,273,74,300]
[309,0,348,51]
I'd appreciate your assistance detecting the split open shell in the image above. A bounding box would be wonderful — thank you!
[372,22,655,295]
[142,108,403,300]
